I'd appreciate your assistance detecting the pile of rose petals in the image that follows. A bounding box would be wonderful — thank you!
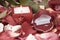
[0,0,60,40]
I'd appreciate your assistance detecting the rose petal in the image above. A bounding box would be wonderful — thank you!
[48,0,60,11]
[0,5,5,13]
[0,31,15,40]
[5,15,17,25]
[21,22,36,37]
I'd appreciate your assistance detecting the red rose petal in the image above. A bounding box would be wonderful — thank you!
[48,0,60,11]
[56,26,60,30]
[5,15,17,26]
[2,18,8,25]
[21,22,36,37]
[0,5,5,13]
[54,14,60,26]
[7,8,13,15]
[0,31,15,40]
[46,8,57,17]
